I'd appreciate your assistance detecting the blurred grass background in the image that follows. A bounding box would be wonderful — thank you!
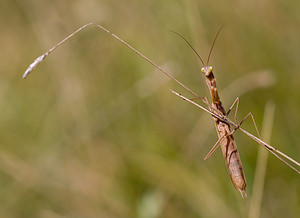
[0,0,299,217]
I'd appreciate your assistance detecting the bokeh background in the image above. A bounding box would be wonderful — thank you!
[0,0,299,217]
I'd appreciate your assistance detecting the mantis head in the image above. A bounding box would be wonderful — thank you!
[201,66,213,76]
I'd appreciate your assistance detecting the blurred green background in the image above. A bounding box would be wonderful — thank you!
[0,0,299,217]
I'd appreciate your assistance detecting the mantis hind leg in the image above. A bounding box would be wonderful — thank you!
[239,112,261,139]
[226,97,261,139]
[205,111,262,160]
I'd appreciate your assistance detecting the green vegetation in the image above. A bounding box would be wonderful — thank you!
[0,0,299,217]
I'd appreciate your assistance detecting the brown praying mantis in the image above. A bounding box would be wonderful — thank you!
[23,23,300,197]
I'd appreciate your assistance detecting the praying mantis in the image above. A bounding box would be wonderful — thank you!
[23,23,300,197]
